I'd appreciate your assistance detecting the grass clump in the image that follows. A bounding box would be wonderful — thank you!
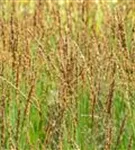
[0,0,135,149]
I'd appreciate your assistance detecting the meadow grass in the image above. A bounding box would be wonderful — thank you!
[0,0,135,149]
